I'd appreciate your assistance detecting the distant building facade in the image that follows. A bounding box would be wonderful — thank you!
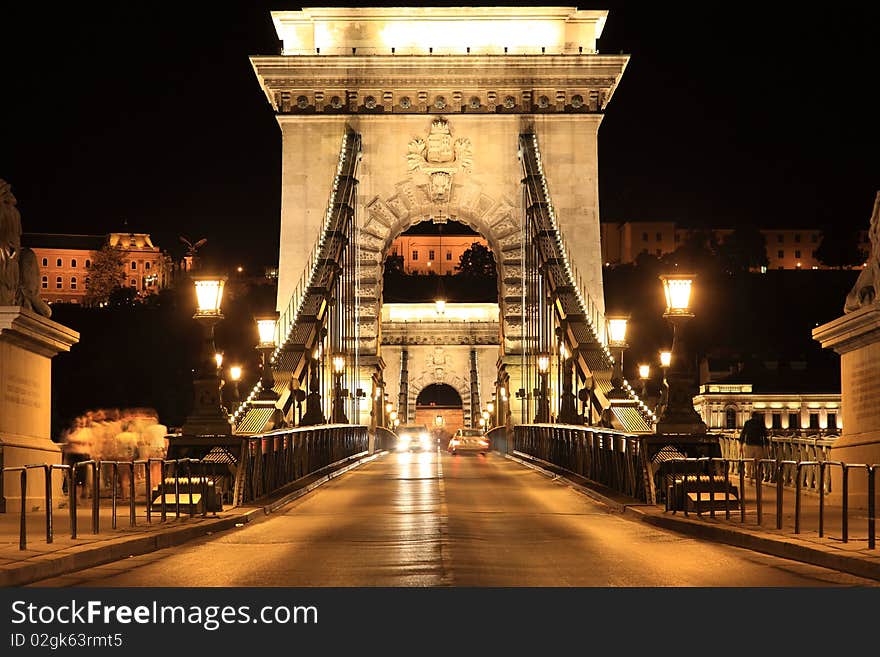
[389,234,489,275]
[601,222,869,271]
[22,232,171,304]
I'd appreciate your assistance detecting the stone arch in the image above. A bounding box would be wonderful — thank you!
[356,176,525,357]
[407,369,473,426]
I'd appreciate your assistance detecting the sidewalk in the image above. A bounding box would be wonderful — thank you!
[0,451,381,587]
[506,452,880,582]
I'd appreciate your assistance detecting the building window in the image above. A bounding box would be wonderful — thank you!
[428,250,435,260]
[131,261,137,270]
[446,251,452,261]
[85,277,90,289]
[56,258,62,267]
[41,276,48,289]
[71,259,77,268]
[795,234,801,243]
[725,409,736,429]
[55,276,62,289]
[777,235,783,243]
[412,251,418,261]
[778,250,784,259]
[42,258,48,267]
[130,279,136,286]
[809,413,820,430]
[85,259,91,268]
[70,277,77,290]
[788,412,800,430]
[772,413,782,429]
[827,413,837,430]
[642,232,648,241]
[795,250,801,259]
[145,261,151,270]
[655,232,662,241]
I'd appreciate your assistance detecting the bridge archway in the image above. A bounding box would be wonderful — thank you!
[415,383,464,443]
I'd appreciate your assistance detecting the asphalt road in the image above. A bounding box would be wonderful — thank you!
[33,450,877,587]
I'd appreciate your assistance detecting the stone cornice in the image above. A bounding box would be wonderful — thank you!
[250,54,628,114]
[0,306,80,358]
[813,304,880,354]
[381,320,499,345]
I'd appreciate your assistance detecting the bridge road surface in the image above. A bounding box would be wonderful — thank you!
[33,451,877,587]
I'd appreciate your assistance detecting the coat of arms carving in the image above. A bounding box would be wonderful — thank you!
[407,118,473,203]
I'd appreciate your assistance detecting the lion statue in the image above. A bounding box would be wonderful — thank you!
[844,192,880,314]
[0,180,52,317]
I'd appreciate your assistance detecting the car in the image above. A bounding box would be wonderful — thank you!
[395,424,433,452]
[448,428,489,455]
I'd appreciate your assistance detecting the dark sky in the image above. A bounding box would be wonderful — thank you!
[3,3,878,269]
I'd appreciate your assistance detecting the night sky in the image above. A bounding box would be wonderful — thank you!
[3,2,878,270]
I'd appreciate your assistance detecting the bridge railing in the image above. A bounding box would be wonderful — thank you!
[235,424,369,505]
[374,426,398,452]
[513,424,646,501]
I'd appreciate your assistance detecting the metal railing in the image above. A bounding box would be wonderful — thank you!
[374,426,398,452]
[659,457,877,549]
[514,424,646,501]
[716,433,838,492]
[236,424,369,504]
[2,458,215,551]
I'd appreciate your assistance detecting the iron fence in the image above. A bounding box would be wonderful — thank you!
[235,424,369,504]
[513,424,646,501]
[659,457,877,549]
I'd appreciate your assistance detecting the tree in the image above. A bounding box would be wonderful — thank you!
[814,225,866,269]
[662,229,722,276]
[83,244,125,307]
[384,253,404,276]
[455,242,497,279]
[718,225,768,273]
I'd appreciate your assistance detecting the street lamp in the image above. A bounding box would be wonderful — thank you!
[331,354,348,423]
[223,365,242,414]
[638,363,650,399]
[606,314,629,399]
[657,349,671,416]
[656,274,707,434]
[535,353,551,423]
[300,343,326,425]
[557,341,579,424]
[214,352,223,372]
[255,312,279,401]
[183,274,230,436]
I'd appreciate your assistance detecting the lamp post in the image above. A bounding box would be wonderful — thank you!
[557,342,580,424]
[214,352,224,374]
[183,274,231,436]
[255,312,279,401]
[606,314,629,399]
[331,354,348,424]
[300,345,326,426]
[657,349,671,416]
[655,274,708,434]
[228,365,242,409]
[385,401,394,428]
[486,400,495,429]
[534,353,551,423]
[638,364,651,399]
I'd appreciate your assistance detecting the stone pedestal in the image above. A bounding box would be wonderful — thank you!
[0,307,79,512]
[813,304,880,508]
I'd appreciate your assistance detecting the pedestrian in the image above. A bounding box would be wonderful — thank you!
[740,412,768,482]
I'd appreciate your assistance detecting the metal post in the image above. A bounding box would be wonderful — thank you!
[19,469,27,551]
[842,466,849,543]
[776,460,783,530]
[818,462,825,538]
[868,466,875,550]
[160,460,167,522]
[70,464,78,539]
[145,460,152,524]
[739,460,745,523]
[795,464,802,534]
[188,460,195,519]
[174,460,181,519]
[201,461,209,518]
[111,462,118,530]
[129,462,136,527]
[44,465,53,544]
[756,460,763,526]
[91,461,99,534]
[724,459,730,520]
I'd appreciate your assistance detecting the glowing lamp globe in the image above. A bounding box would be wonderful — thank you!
[193,275,226,316]
[214,352,223,369]
[255,313,279,347]
[487,401,494,414]
[606,315,629,347]
[435,415,444,427]
[230,366,242,382]
[332,354,346,374]
[385,402,394,413]
[537,354,550,374]
[659,273,695,317]
[638,364,650,380]
[660,350,672,368]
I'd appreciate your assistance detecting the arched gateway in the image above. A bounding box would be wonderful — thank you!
[234,6,654,435]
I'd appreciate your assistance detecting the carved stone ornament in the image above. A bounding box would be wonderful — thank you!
[844,191,880,313]
[407,117,473,203]
[0,180,51,317]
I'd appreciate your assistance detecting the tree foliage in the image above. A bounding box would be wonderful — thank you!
[83,244,125,307]
[815,225,866,269]
[718,225,769,273]
[456,242,497,279]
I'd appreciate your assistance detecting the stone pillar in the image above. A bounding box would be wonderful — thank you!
[813,305,880,507]
[0,307,79,512]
